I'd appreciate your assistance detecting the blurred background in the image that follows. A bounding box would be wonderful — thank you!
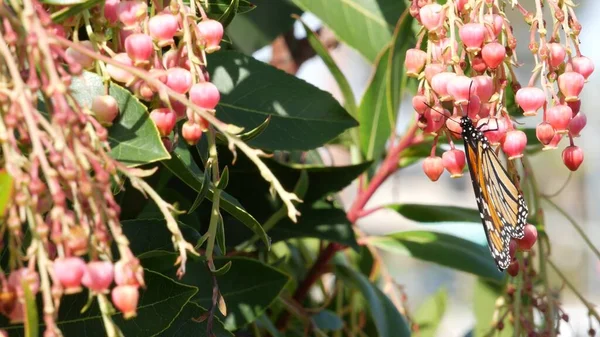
[251,1,599,336]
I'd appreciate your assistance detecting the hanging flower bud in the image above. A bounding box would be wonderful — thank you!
[111,285,140,319]
[562,145,584,171]
[558,71,585,102]
[405,48,427,77]
[546,104,573,134]
[197,19,224,53]
[422,156,444,182]
[515,87,545,116]
[535,122,555,145]
[571,56,595,80]
[502,130,527,160]
[569,112,587,137]
[481,42,506,69]
[419,4,445,32]
[459,23,486,52]
[442,149,465,178]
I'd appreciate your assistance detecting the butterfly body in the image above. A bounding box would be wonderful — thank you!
[460,116,528,271]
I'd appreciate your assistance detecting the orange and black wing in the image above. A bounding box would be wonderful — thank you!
[461,117,528,271]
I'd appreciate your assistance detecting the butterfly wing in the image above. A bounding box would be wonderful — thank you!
[463,132,511,271]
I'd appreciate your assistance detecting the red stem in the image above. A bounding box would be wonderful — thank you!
[275,122,419,332]
[347,122,419,223]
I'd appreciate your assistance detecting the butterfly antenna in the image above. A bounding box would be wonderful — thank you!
[424,101,461,125]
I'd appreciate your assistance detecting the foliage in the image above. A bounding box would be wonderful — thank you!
[0,0,596,337]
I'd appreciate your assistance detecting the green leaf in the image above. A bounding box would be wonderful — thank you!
[188,161,212,214]
[207,0,255,16]
[68,71,169,167]
[2,271,197,336]
[387,204,481,223]
[120,219,201,257]
[368,231,504,281]
[161,141,270,248]
[226,0,302,54]
[22,279,39,337]
[207,51,357,150]
[161,302,234,337]
[413,288,448,337]
[335,263,411,337]
[312,310,343,331]
[50,0,103,22]
[269,200,358,248]
[212,0,239,28]
[297,16,357,116]
[142,255,291,330]
[0,170,13,218]
[473,279,513,337]
[358,10,413,161]
[42,0,86,5]
[291,0,407,62]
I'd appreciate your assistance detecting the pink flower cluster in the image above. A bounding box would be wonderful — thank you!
[100,0,224,146]
[407,0,593,180]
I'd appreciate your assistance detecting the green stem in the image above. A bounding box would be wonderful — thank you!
[543,197,600,260]
[547,259,600,322]
[205,126,221,269]
[513,253,523,337]
[522,156,555,336]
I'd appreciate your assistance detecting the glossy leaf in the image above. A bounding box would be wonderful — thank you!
[161,141,270,248]
[358,10,413,161]
[0,170,13,218]
[68,71,169,167]
[473,279,513,337]
[206,0,255,16]
[297,16,357,116]
[120,219,202,257]
[269,200,358,249]
[291,0,407,62]
[387,204,481,223]
[226,0,301,54]
[1,270,197,336]
[368,231,504,281]
[141,255,290,330]
[50,0,103,22]
[211,0,239,27]
[413,288,448,337]
[161,302,234,337]
[335,263,411,337]
[207,51,357,150]
[312,310,343,331]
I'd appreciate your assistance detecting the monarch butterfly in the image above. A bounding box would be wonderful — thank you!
[460,116,528,271]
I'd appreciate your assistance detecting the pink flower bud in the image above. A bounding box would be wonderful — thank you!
[422,156,444,182]
[91,95,119,126]
[446,113,462,136]
[189,82,220,109]
[53,257,86,294]
[477,117,507,145]
[546,104,572,134]
[547,43,565,68]
[516,224,538,251]
[412,94,430,114]
[424,63,446,83]
[466,95,481,119]
[471,55,487,73]
[419,4,445,32]
[431,72,457,101]
[568,111,586,137]
[182,121,204,145]
[442,149,466,178]
[459,23,486,52]
[418,107,446,134]
[432,38,457,64]
[150,108,177,136]
[111,285,139,319]
[125,33,154,66]
[165,67,193,94]
[107,53,134,84]
[562,145,584,171]
[483,14,503,39]
[447,75,477,105]
[502,130,527,160]
[169,98,187,119]
[197,19,224,53]
[472,75,494,103]
[405,48,427,77]
[571,56,595,80]
[65,41,95,70]
[82,261,114,294]
[118,1,147,28]
[104,0,120,25]
[536,122,555,145]
[114,259,144,287]
[481,42,506,69]
[567,99,581,115]
[515,87,545,116]
[8,268,40,298]
[558,71,585,102]
[149,14,179,47]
